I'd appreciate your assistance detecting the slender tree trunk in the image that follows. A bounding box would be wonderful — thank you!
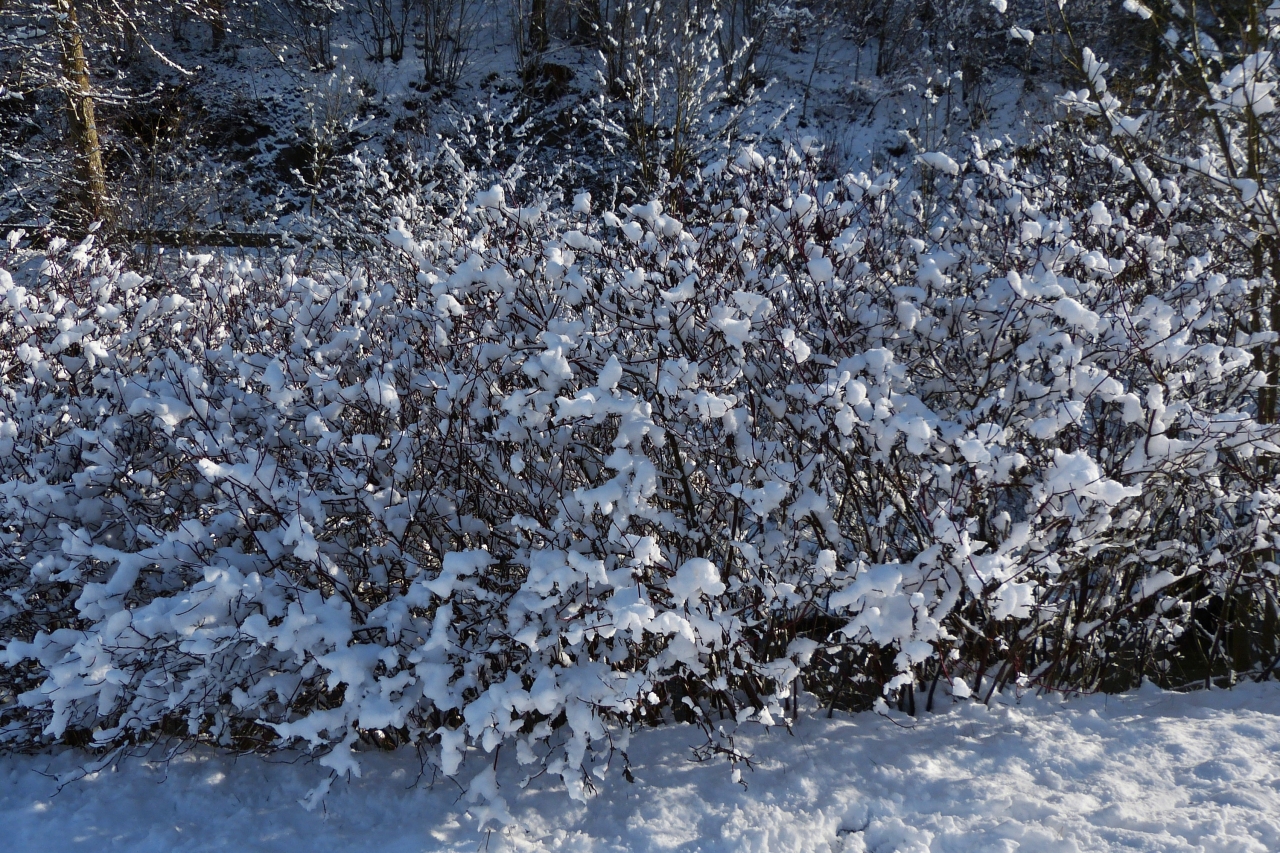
[1252,241,1268,421]
[530,0,549,55]
[56,0,108,222]
[1249,0,1280,427]
[210,0,227,49]
[576,0,599,44]
[1267,240,1280,425]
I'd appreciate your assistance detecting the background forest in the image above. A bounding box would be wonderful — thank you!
[3,0,1280,822]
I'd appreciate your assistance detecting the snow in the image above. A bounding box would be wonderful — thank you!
[917,153,961,176]
[667,558,727,605]
[3,683,1278,852]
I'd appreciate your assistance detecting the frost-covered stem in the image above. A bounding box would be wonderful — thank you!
[1255,586,1280,681]
[1266,242,1280,425]
[664,429,705,558]
[1183,0,1242,182]
[1205,560,1249,687]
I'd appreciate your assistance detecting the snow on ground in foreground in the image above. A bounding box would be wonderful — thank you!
[3,682,1278,852]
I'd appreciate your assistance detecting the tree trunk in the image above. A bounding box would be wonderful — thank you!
[55,0,108,222]
[576,0,599,44]
[210,0,227,49]
[530,0,549,55]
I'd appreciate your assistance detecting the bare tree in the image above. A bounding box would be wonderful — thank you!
[356,0,415,62]
[421,0,479,87]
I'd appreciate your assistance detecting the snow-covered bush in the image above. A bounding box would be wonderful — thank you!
[1,124,1279,819]
[1032,8,1280,689]
[594,1,759,187]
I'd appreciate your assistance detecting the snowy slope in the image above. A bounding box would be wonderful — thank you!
[2,682,1278,852]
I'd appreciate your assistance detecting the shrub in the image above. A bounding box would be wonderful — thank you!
[0,125,1278,820]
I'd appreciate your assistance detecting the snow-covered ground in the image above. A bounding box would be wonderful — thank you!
[3,682,1278,852]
